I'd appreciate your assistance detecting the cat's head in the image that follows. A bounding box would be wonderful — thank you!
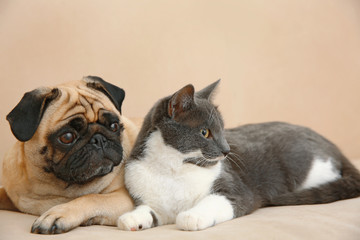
[155,80,230,167]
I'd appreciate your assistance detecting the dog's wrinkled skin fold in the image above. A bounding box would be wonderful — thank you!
[0,77,139,234]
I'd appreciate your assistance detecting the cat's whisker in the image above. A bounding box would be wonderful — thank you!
[201,160,208,168]
[225,157,242,171]
[236,157,248,172]
[202,157,213,167]
[227,151,244,162]
[227,152,243,161]
[194,157,207,168]
[197,158,205,167]
[225,154,247,172]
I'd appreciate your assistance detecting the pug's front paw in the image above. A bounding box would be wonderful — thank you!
[31,203,84,234]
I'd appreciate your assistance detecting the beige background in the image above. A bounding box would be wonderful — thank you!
[0,0,360,181]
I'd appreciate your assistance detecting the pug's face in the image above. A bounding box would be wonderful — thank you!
[7,76,127,185]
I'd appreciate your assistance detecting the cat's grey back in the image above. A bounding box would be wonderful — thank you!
[214,121,348,213]
[225,121,342,164]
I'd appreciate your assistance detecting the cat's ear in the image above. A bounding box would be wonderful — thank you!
[168,84,195,120]
[196,79,220,101]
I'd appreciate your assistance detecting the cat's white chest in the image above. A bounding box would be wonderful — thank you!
[125,130,221,224]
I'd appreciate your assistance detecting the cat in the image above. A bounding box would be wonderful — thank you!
[117,80,360,231]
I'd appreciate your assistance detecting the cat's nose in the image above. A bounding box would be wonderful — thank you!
[222,149,230,157]
[217,136,230,157]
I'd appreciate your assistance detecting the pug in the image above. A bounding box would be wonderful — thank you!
[0,76,139,234]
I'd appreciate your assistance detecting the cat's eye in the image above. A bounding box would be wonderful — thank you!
[59,132,76,145]
[200,128,210,138]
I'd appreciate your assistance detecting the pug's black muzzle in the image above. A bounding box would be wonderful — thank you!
[51,132,123,185]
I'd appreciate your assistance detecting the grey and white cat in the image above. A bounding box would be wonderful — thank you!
[117,80,360,231]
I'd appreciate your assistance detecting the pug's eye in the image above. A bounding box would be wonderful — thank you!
[59,132,76,144]
[110,122,120,132]
[200,128,210,138]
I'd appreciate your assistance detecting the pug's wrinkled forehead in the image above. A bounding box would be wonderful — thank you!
[52,79,121,123]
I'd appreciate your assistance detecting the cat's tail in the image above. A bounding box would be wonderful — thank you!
[268,157,360,206]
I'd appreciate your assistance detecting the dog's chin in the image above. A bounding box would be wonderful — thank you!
[65,159,118,185]
[52,158,120,185]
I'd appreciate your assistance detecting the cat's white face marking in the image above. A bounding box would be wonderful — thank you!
[144,129,203,169]
[125,130,222,224]
[300,157,341,190]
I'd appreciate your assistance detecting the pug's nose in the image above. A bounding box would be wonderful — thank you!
[90,134,107,148]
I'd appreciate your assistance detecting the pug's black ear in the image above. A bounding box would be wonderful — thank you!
[85,76,125,114]
[6,88,59,142]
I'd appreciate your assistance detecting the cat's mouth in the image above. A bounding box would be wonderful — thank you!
[183,156,224,167]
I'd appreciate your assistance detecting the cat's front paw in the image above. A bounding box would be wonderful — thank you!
[176,211,215,231]
[117,206,154,231]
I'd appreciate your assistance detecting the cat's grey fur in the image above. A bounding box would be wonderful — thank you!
[118,80,360,231]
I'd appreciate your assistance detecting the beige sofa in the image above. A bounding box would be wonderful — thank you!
[1,166,360,240]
